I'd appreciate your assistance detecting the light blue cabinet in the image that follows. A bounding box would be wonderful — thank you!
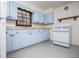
[32,11,54,24]
[6,31,13,52]
[6,1,17,20]
[32,9,54,24]
[44,30,50,40]
[13,30,27,50]
[32,11,39,23]
[39,13,44,23]
[41,29,50,40]
[32,10,44,23]
[32,11,40,23]
[31,30,42,43]
[6,29,49,53]
[44,12,54,24]
[6,1,54,24]
[9,2,17,20]
[7,1,25,20]
[13,30,21,50]
[6,1,10,19]
[6,30,16,52]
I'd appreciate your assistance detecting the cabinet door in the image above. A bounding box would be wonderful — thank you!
[44,12,54,24]
[32,11,44,23]
[25,30,32,45]
[47,13,54,23]
[40,30,49,41]
[9,1,17,20]
[44,14,48,24]
[32,11,39,23]
[27,30,42,44]
[13,30,32,50]
[39,13,44,23]
[40,30,44,40]
[6,1,10,19]
[8,2,25,20]
[45,30,50,40]
[31,30,41,43]
[13,30,25,50]
[6,31,14,53]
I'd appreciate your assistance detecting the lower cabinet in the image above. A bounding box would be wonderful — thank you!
[13,30,26,50]
[6,30,16,52]
[6,32,13,52]
[6,29,49,53]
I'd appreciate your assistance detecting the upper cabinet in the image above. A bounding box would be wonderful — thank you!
[6,1,25,20]
[44,12,54,24]
[7,1,17,20]
[32,10,54,24]
[6,1,54,24]
[32,11,39,23]
[32,11,44,23]
[39,13,44,23]
[32,11,54,24]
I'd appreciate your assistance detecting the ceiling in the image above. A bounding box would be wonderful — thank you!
[28,1,72,10]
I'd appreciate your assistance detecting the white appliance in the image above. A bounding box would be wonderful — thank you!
[51,24,71,47]
[0,2,6,58]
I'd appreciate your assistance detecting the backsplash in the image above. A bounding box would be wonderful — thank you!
[6,20,52,29]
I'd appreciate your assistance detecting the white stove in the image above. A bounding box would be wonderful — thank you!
[50,24,71,47]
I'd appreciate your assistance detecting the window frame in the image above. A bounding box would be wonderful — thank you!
[16,7,32,27]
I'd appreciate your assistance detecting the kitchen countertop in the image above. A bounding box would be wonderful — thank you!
[6,27,50,30]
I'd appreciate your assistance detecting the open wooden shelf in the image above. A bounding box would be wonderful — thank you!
[58,15,79,22]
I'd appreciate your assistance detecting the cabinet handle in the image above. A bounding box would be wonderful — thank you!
[6,32,7,34]
[12,35,15,36]
[16,32,18,34]
[41,32,43,34]
[10,35,14,37]
[10,35,13,37]
[10,16,11,18]
[29,33,32,35]
[7,16,9,18]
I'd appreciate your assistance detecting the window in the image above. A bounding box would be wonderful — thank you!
[16,7,32,27]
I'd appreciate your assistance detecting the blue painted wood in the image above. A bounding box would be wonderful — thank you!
[32,10,39,23]
[6,29,50,52]
[44,12,54,24]
[39,13,44,23]
[6,31,13,52]
[48,12,54,23]
[44,14,48,24]
[13,30,34,50]
[7,1,25,20]
[32,11,54,24]
[6,30,16,52]
[9,1,17,20]
[32,10,44,23]
[6,1,10,19]
[7,1,54,24]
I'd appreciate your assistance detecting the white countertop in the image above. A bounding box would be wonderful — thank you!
[6,27,50,30]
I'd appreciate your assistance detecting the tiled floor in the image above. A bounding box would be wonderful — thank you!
[7,40,79,58]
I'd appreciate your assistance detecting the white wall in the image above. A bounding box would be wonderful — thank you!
[54,2,79,45]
